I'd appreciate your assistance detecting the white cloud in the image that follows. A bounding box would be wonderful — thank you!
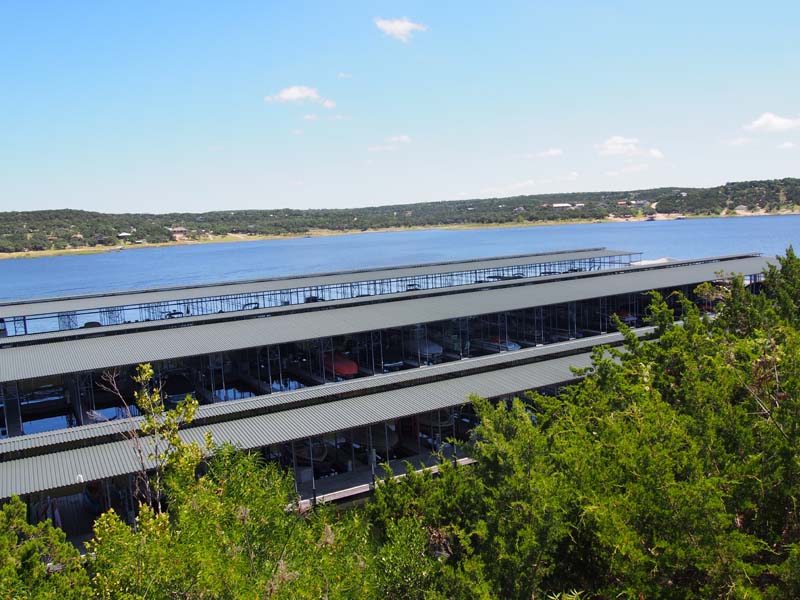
[744,112,800,133]
[374,17,427,42]
[330,114,351,121]
[726,137,753,147]
[266,86,319,103]
[303,114,318,121]
[605,163,649,177]
[265,85,336,109]
[596,136,664,159]
[338,72,353,79]
[291,129,303,136]
[387,134,411,144]
[368,144,396,153]
[779,141,797,150]
[528,148,564,158]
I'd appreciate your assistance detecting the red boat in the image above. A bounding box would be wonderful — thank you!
[323,352,359,378]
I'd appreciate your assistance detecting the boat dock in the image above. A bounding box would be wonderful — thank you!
[0,248,768,544]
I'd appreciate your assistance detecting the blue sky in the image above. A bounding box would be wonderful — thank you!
[1,1,798,213]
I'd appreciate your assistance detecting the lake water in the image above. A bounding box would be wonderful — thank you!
[2,215,799,302]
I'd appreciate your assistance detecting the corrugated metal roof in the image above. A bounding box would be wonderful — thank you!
[4,252,759,345]
[0,265,630,345]
[0,248,633,318]
[0,350,594,498]
[0,256,766,383]
[0,330,638,457]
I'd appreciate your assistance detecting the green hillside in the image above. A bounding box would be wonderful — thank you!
[1,177,798,254]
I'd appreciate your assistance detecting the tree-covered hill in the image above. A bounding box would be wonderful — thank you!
[1,177,798,253]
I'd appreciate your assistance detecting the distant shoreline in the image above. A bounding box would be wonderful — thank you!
[2,210,798,261]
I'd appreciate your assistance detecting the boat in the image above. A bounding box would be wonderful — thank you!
[472,336,521,352]
[404,326,443,364]
[413,339,443,363]
[85,409,111,423]
[322,352,359,378]
[612,310,637,326]
[376,340,405,371]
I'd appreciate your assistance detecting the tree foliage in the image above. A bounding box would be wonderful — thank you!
[0,497,91,599]
[365,247,800,598]
[86,447,376,599]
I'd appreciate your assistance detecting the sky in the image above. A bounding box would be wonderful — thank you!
[1,1,798,214]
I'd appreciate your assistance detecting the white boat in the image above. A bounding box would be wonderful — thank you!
[405,326,443,364]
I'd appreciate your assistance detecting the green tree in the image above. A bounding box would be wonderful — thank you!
[0,496,91,599]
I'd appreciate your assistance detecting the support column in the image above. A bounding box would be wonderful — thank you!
[368,426,376,486]
[1,382,23,437]
[308,438,317,507]
[291,441,299,495]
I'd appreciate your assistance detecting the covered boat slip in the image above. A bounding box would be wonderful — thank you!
[0,330,640,460]
[0,347,597,500]
[0,253,768,384]
[0,252,728,347]
[0,248,770,547]
[1,247,637,335]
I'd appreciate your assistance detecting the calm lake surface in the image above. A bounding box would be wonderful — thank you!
[2,215,799,302]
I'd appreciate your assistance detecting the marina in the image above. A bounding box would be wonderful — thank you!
[0,247,768,545]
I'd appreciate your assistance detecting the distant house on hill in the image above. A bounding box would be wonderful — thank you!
[552,203,572,210]
[167,226,188,240]
[116,232,132,239]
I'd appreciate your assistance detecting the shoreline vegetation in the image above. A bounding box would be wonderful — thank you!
[2,177,798,260]
[2,209,798,261]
